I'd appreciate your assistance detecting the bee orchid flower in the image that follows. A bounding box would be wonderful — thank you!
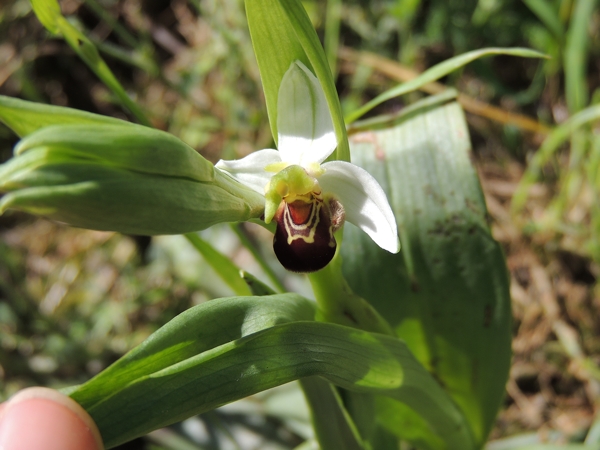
[217,61,399,272]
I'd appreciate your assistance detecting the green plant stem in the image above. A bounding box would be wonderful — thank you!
[564,0,597,113]
[83,0,140,48]
[308,233,394,336]
[230,223,286,293]
[324,0,342,77]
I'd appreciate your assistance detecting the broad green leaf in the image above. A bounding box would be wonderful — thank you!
[0,95,132,137]
[184,233,252,296]
[245,0,350,161]
[70,295,316,409]
[345,47,548,123]
[71,317,474,449]
[342,102,512,448]
[30,0,150,125]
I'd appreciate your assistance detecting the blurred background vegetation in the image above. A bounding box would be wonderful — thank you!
[0,0,599,448]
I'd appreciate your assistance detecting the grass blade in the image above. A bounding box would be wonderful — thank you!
[345,47,548,123]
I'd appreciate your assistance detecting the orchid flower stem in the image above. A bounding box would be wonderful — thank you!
[230,223,286,293]
[308,232,395,336]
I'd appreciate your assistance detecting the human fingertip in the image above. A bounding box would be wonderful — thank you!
[0,387,104,450]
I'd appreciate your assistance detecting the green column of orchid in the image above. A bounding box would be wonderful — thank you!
[233,0,401,335]
[216,59,400,329]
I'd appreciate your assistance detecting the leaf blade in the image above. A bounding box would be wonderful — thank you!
[0,95,133,138]
[342,102,512,447]
[345,47,548,123]
[73,320,474,449]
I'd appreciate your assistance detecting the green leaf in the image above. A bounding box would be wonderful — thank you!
[0,161,263,234]
[512,103,600,212]
[184,233,252,297]
[232,223,286,293]
[299,377,365,450]
[30,0,61,34]
[564,0,597,113]
[522,0,564,41]
[345,47,549,123]
[342,102,512,448]
[0,123,265,233]
[0,95,132,138]
[70,295,315,409]
[324,0,342,77]
[239,270,278,296]
[245,0,349,161]
[30,0,150,125]
[13,124,214,181]
[376,397,444,450]
[70,307,474,449]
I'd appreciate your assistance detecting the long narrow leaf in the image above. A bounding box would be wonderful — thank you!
[184,233,252,296]
[512,104,600,212]
[523,0,565,40]
[69,294,316,409]
[72,320,474,449]
[345,47,548,123]
[564,0,597,113]
[299,377,365,450]
[30,0,151,125]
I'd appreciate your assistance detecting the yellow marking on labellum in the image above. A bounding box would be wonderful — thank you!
[273,193,339,273]
[282,198,322,245]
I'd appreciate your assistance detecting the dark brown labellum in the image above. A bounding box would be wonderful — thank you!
[272,196,337,273]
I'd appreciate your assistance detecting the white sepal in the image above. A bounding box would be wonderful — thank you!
[277,61,337,167]
[319,161,400,253]
[215,149,281,194]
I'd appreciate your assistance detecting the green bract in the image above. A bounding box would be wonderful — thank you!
[0,98,264,235]
[245,0,350,162]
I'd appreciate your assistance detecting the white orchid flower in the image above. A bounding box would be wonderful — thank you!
[216,60,399,272]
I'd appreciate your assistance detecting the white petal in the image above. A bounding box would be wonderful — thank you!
[320,161,400,253]
[277,61,337,166]
[215,149,281,194]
